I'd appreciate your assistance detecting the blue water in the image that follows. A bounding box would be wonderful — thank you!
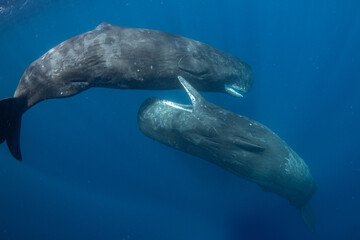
[1,0,359,239]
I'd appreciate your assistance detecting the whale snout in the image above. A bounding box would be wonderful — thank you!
[138,97,178,136]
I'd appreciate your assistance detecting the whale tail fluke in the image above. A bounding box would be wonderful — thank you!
[0,97,26,161]
[301,203,316,233]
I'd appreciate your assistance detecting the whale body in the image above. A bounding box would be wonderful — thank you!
[138,76,317,231]
[0,23,252,160]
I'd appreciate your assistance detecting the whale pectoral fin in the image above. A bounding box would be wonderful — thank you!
[178,55,210,77]
[232,137,265,152]
[301,203,316,233]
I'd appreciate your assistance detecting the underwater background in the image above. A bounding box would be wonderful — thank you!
[0,0,359,239]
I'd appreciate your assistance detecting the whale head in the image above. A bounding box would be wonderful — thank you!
[177,50,253,97]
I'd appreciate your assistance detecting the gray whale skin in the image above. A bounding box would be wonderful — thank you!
[0,22,252,161]
[138,76,317,232]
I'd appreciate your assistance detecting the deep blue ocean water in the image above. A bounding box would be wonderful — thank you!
[0,0,359,239]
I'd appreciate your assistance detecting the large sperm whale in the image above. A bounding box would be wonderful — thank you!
[0,23,252,161]
[138,76,317,231]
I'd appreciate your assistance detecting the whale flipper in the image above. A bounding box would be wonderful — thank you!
[0,97,26,161]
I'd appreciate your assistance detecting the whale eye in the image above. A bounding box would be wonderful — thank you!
[178,55,210,77]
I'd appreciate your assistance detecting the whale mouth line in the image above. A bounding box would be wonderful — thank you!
[225,84,244,97]
[162,100,192,112]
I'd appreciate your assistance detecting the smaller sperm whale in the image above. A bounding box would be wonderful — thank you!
[138,76,317,231]
[0,23,252,161]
